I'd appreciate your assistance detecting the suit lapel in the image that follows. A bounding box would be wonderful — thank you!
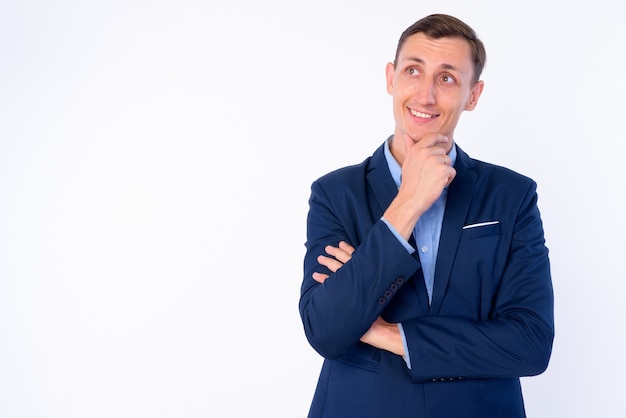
[366,142,398,219]
[430,146,477,315]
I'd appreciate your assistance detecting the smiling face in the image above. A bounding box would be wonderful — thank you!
[386,32,484,160]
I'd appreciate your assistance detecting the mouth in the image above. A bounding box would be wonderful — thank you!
[409,108,437,119]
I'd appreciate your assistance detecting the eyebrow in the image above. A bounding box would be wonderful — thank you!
[404,57,460,72]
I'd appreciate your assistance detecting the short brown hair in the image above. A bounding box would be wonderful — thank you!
[394,14,486,83]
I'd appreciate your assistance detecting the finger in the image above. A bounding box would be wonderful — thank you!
[324,244,352,264]
[446,167,457,187]
[312,272,329,284]
[338,241,355,256]
[317,254,345,273]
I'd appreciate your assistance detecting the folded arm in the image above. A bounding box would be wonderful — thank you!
[313,241,405,357]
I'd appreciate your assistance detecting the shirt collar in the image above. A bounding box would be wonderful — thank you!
[384,136,457,190]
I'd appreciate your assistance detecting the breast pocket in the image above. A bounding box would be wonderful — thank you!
[448,221,504,317]
[461,221,501,240]
[458,222,502,260]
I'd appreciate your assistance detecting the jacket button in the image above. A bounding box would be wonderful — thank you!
[378,297,386,305]
[396,277,405,285]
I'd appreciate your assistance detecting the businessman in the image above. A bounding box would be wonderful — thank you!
[299,13,554,418]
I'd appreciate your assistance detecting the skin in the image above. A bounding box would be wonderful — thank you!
[312,33,485,356]
[385,32,483,239]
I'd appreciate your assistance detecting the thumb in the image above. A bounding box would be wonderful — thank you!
[402,133,416,153]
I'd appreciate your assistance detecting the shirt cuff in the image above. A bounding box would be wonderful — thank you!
[397,323,411,369]
[381,217,415,254]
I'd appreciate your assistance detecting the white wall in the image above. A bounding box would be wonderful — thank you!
[1,1,624,417]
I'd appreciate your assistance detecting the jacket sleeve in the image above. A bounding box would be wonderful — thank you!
[299,179,421,359]
[402,181,554,382]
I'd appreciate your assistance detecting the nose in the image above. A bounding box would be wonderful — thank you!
[414,79,436,105]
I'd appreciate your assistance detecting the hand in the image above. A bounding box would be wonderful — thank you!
[384,133,457,239]
[401,132,456,195]
[360,317,405,357]
[312,241,355,284]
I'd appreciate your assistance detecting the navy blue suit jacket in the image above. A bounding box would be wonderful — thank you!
[299,141,554,418]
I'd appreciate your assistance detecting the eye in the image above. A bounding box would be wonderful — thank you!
[406,67,420,76]
[441,74,456,84]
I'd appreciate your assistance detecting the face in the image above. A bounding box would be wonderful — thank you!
[386,32,484,158]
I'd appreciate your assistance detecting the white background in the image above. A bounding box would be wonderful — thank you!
[1,1,624,417]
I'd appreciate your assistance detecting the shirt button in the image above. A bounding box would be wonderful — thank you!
[421,246,428,253]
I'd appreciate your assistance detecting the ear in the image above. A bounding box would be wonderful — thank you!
[465,80,484,111]
[385,62,395,95]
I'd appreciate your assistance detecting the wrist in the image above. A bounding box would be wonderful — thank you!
[383,198,424,240]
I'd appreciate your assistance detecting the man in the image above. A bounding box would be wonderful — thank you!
[298,13,554,418]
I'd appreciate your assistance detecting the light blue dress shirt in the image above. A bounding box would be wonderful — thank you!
[381,137,457,368]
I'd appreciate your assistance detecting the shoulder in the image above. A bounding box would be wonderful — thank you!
[316,158,369,187]
[458,145,537,191]
[312,143,386,191]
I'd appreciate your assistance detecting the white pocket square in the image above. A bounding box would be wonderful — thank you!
[462,220,500,230]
